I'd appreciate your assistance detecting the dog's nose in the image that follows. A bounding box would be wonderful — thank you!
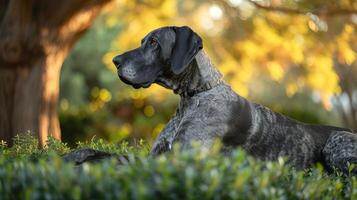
[112,56,122,68]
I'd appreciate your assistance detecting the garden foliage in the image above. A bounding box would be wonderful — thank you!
[0,134,356,199]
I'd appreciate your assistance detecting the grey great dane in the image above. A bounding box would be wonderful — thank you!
[66,26,357,175]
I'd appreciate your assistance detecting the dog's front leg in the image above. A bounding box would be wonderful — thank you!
[150,115,179,156]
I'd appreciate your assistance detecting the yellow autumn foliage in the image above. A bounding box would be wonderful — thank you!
[306,54,341,109]
[102,0,357,110]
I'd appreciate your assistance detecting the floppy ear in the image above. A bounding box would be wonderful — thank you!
[170,26,203,75]
[155,28,176,61]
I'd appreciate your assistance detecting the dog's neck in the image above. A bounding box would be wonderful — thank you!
[156,50,222,97]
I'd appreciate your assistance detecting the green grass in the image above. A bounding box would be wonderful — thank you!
[0,133,356,199]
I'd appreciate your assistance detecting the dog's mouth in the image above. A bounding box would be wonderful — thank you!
[118,75,152,89]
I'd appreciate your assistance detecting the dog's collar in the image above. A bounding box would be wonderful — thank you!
[178,79,223,97]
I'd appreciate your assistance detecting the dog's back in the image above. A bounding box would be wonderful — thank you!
[225,100,356,171]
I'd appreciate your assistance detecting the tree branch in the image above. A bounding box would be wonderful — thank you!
[246,0,357,17]
[335,95,351,128]
[37,0,111,28]
[247,0,304,14]
[35,0,113,50]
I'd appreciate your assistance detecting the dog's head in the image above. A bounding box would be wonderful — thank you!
[112,26,202,88]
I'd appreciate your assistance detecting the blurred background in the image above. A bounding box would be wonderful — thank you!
[59,0,357,146]
[1,0,356,147]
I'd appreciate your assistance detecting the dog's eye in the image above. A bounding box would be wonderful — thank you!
[150,38,158,46]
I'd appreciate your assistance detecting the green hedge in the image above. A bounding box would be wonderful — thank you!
[0,134,356,199]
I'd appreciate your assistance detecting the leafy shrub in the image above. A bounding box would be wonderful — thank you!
[0,134,356,199]
[75,136,150,156]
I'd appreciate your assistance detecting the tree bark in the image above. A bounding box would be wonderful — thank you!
[0,0,111,146]
[333,60,357,130]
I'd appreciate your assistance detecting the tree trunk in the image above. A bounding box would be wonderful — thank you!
[0,0,111,146]
[333,61,357,131]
